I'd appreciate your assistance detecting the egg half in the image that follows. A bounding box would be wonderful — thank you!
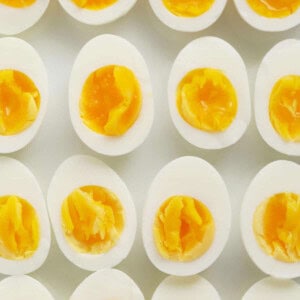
[69,34,153,156]
[169,37,250,150]
[142,156,231,276]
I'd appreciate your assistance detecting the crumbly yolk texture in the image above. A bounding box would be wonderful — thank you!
[247,0,300,18]
[177,68,238,132]
[269,75,300,142]
[79,65,142,137]
[162,0,215,17]
[154,195,215,262]
[71,0,117,10]
[0,0,35,8]
[61,185,124,254]
[253,192,300,263]
[0,70,40,136]
[0,195,40,260]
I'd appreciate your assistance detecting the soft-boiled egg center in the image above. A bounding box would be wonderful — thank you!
[71,0,117,10]
[79,65,142,137]
[269,75,300,142]
[0,195,40,260]
[0,0,35,8]
[246,0,300,18]
[0,70,40,136]
[154,195,215,262]
[253,192,300,263]
[177,68,238,132]
[61,185,124,254]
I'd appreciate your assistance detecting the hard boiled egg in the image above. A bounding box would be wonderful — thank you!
[69,34,153,156]
[143,156,231,276]
[255,39,300,156]
[169,37,250,150]
[0,156,51,275]
[47,155,137,271]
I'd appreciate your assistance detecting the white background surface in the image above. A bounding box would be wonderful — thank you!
[1,1,300,299]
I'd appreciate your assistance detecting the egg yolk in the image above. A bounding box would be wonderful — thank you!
[71,0,118,11]
[253,192,300,263]
[79,65,142,137]
[0,0,35,8]
[153,195,215,262]
[61,185,124,254]
[177,68,238,132]
[163,0,215,17]
[0,70,40,136]
[247,0,300,18]
[0,195,40,260]
[269,75,300,142]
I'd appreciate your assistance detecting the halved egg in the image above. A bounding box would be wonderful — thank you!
[69,34,153,156]
[47,155,137,271]
[149,0,227,32]
[0,275,54,299]
[255,39,300,156]
[70,269,144,300]
[0,37,48,154]
[152,275,220,300]
[169,37,250,150]
[142,156,231,276]
[243,277,300,299]
[0,0,49,35]
[0,156,50,275]
[234,0,300,32]
[241,160,300,278]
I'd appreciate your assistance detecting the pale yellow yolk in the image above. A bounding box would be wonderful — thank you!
[79,65,142,137]
[247,0,300,18]
[269,75,300,142]
[153,195,215,262]
[71,0,118,11]
[0,0,35,8]
[253,192,300,263]
[61,185,124,254]
[0,195,40,260]
[177,68,238,132]
[162,0,215,17]
[0,70,40,136]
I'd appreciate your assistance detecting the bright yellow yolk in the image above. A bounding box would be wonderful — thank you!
[162,0,215,17]
[0,195,40,260]
[71,0,118,11]
[247,0,300,18]
[79,65,142,137]
[154,195,215,262]
[269,75,300,142]
[0,0,35,8]
[61,185,124,254]
[0,70,40,136]
[253,192,300,263]
[177,68,238,132]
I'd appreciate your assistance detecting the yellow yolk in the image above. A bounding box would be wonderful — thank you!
[0,0,35,8]
[177,68,238,132]
[0,70,40,136]
[153,195,215,262]
[253,192,300,263]
[269,75,300,142]
[61,185,124,254]
[71,0,118,11]
[79,65,142,137]
[247,0,300,18]
[0,195,40,260]
[162,0,215,17]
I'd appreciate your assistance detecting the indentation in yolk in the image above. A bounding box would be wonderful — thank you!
[162,0,215,17]
[177,68,238,132]
[0,195,40,260]
[253,192,300,263]
[61,185,124,254]
[247,0,300,18]
[269,75,300,142]
[79,65,142,136]
[0,0,35,8]
[71,0,118,11]
[153,195,215,262]
[0,70,40,136]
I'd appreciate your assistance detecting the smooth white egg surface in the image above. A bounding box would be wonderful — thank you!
[152,275,220,300]
[70,269,144,300]
[168,37,250,150]
[142,156,231,276]
[69,34,153,156]
[47,155,137,271]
